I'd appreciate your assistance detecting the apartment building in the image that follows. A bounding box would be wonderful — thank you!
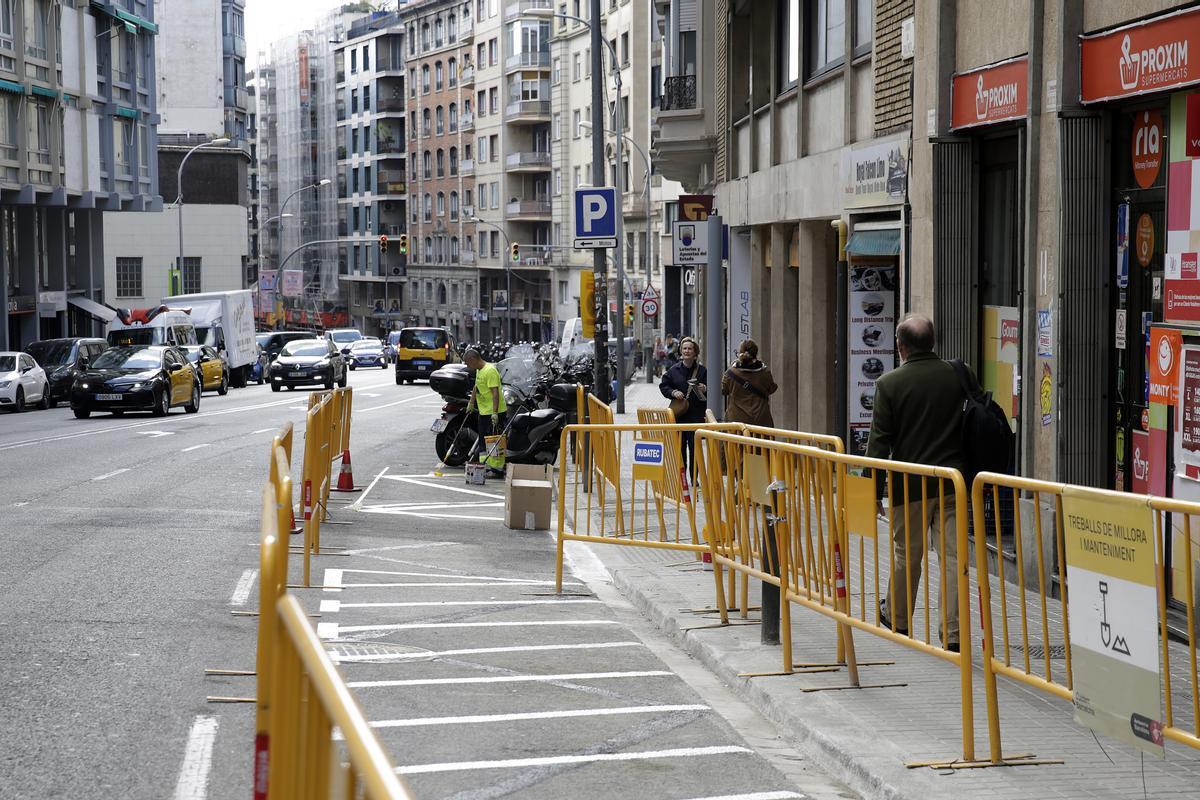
[2,0,161,349]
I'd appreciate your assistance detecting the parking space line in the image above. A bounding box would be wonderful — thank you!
[181,444,210,453]
[676,793,807,800]
[390,476,504,499]
[229,569,258,606]
[332,599,602,610]
[339,568,558,583]
[171,715,219,800]
[335,581,579,589]
[347,670,674,690]
[322,619,621,638]
[395,745,754,775]
[322,568,344,593]
[331,640,645,664]
[347,466,389,510]
[354,704,710,732]
[92,468,130,481]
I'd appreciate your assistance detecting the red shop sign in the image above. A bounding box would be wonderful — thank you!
[950,56,1029,131]
[1081,6,1200,103]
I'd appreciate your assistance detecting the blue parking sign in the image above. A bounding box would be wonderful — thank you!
[574,187,617,249]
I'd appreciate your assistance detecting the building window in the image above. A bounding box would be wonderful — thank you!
[363,85,370,111]
[115,257,142,297]
[620,32,629,66]
[436,105,444,134]
[181,257,202,294]
[437,191,445,216]
[421,64,430,93]
[853,0,872,54]
[572,109,581,138]
[436,148,445,177]
[448,13,458,42]
[409,68,417,97]
[553,168,561,195]
[449,145,458,174]
[488,86,498,114]
[490,182,499,208]
[422,108,431,135]
[350,88,358,113]
[0,0,13,66]
[572,52,580,82]
[23,0,46,61]
[552,112,561,140]
[450,190,459,220]
[362,44,369,71]
[552,56,561,85]
[448,56,457,86]
[488,134,498,162]
[423,150,432,178]
[572,165,580,191]
[350,49,357,74]
[423,193,432,222]
[435,61,444,90]
[806,0,845,78]
[435,18,444,47]
[449,102,458,131]
[0,93,16,161]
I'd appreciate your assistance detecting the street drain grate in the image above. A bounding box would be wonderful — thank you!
[1010,644,1067,659]
[327,642,433,661]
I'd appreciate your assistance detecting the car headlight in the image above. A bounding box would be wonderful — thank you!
[79,382,89,390]
[0,380,10,388]
[131,382,143,391]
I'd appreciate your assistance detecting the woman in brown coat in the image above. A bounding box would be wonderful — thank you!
[721,339,778,427]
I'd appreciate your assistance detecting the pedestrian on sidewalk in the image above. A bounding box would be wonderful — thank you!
[653,336,667,378]
[659,336,707,477]
[463,348,508,476]
[664,333,679,364]
[867,314,978,653]
[721,339,777,427]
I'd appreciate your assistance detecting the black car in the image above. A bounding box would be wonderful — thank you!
[269,338,348,392]
[24,337,108,406]
[69,345,201,418]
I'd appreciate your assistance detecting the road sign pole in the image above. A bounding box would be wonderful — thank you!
[705,215,724,420]
[589,0,609,404]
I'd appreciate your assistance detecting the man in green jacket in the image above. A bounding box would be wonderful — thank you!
[866,314,975,652]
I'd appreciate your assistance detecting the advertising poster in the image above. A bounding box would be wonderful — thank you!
[727,232,751,365]
[847,263,897,455]
[982,305,1020,425]
[842,133,909,209]
[1037,307,1053,357]
[1117,203,1130,290]
[281,269,303,298]
[1149,327,1183,496]
[1178,346,1200,479]
[1063,488,1163,757]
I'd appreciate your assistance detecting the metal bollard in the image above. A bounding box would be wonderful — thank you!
[761,480,785,645]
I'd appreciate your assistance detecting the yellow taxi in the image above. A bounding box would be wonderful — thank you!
[69,345,201,418]
[181,345,230,395]
[393,327,457,384]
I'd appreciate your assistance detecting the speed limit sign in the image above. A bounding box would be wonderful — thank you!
[641,298,659,317]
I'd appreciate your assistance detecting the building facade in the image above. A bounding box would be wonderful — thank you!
[2,0,161,349]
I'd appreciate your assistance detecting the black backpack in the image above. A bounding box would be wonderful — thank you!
[948,359,1015,482]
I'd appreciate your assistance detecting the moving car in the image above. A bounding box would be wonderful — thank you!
[0,351,50,411]
[181,345,230,395]
[347,337,387,369]
[325,328,364,356]
[258,331,313,362]
[394,327,457,384]
[69,345,200,418]
[23,337,108,406]
[269,339,347,391]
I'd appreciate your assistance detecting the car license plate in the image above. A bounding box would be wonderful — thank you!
[95,393,121,401]
[289,371,305,377]
[430,418,448,433]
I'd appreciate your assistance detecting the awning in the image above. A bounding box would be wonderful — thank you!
[67,295,118,323]
[0,79,22,94]
[846,229,901,257]
[30,85,59,100]
[116,106,139,119]
[114,8,158,34]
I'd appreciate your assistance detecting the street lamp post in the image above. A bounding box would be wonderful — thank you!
[470,214,513,341]
[276,178,331,312]
[174,136,230,295]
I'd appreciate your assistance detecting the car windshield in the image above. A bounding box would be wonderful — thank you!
[108,328,158,346]
[351,340,380,350]
[92,348,162,370]
[0,355,15,372]
[25,340,75,367]
[400,329,444,349]
[330,330,361,343]
[283,342,328,357]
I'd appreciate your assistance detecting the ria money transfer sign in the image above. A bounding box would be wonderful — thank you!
[1062,488,1164,756]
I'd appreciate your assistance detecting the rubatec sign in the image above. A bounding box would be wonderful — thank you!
[1081,7,1200,103]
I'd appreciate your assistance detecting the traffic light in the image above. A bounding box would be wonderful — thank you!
[378,234,389,253]
[580,270,595,339]
[624,303,634,326]
[510,242,520,263]
[398,233,408,254]
[168,268,181,296]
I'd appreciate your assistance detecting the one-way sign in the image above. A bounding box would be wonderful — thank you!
[574,187,617,249]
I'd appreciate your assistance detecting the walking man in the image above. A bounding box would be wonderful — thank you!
[867,314,976,652]
[463,348,507,475]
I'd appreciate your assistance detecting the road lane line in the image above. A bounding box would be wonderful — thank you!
[338,568,555,582]
[92,468,130,481]
[677,793,807,800]
[251,428,274,434]
[330,640,645,664]
[356,394,440,413]
[181,444,210,453]
[351,704,710,733]
[347,670,674,689]
[336,599,602,609]
[335,581,579,589]
[339,542,459,554]
[395,745,753,775]
[172,715,219,800]
[229,569,258,606]
[323,619,621,638]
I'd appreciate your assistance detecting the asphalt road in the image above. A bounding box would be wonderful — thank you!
[0,364,856,800]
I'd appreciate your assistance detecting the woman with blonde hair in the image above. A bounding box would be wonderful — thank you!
[658,336,707,476]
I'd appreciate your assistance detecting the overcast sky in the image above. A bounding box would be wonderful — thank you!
[246,0,349,68]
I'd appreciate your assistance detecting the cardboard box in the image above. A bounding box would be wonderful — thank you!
[504,464,553,530]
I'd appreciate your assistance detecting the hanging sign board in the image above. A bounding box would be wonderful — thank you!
[1080,6,1200,103]
[950,55,1030,131]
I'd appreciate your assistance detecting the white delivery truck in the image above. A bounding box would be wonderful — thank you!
[163,290,257,387]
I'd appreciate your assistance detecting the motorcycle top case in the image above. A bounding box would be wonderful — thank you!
[547,383,579,414]
[429,363,473,399]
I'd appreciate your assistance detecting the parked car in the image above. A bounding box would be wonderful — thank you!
[0,351,50,412]
[69,345,200,418]
[394,327,457,384]
[23,337,108,406]
[181,345,230,395]
[347,338,387,369]
[269,338,348,391]
[325,328,364,356]
[258,331,314,363]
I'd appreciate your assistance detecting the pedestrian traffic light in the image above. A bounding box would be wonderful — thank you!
[168,268,181,296]
[580,270,595,339]
[378,234,388,253]
[510,242,520,263]
[624,303,634,326]
[398,233,408,254]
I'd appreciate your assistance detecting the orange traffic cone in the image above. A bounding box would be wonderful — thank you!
[333,449,360,492]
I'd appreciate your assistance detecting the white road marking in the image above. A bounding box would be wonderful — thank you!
[322,619,620,638]
[138,430,175,438]
[13,501,30,506]
[331,640,645,664]
[320,599,341,613]
[335,581,578,589]
[353,704,709,733]
[347,670,675,690]
[347,465,389,510]
[362,510,506,521]
[251,428,274,434]
[92,468,130,481]
[229,569,258,606]
[333,599,601,610]
[181,444,210,453]
[171,715,219,800]
[388,476,504,499]
[338,568,553,582]
[395,745,753,775]
[288,405,307,410]
[358,501,504,512]
[360,392,382,397]
[323,568,344,593]
[339,542,458,555]
[677,793,807,800]
[356,394,439,413]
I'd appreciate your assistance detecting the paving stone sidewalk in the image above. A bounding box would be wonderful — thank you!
[565,379,1200,800]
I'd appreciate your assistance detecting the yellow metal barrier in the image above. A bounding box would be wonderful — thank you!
[972,473,1200,763]
[696,429,977,763]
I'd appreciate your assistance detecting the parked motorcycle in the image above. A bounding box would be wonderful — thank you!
[429,363,478,467]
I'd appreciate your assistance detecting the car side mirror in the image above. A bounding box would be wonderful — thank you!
[199,355,209,363]
[78,357,89,370]
[168,362,183,372]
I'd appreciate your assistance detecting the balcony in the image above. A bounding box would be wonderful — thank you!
[459,17,474,40]
[459,111,474,131]
[376,96,405,113]
[505,151,551,172]
[623,193,647,216]
[223,33,247,59]
[505,51,550,72]
[506,199,552,219]
[224,86,249,111]
[377,172,406,196]
[460,65,475,85]
[459,158,474,176]
[381,223,405,237]
[460,250,476,265]
[661,74,697,111]
[506,100,551,122]
[504,0,552,20]
[376,138,405,155]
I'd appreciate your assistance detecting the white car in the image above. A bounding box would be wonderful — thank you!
[0,351,50,412]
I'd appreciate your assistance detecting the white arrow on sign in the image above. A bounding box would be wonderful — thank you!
[137,431,175,438]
